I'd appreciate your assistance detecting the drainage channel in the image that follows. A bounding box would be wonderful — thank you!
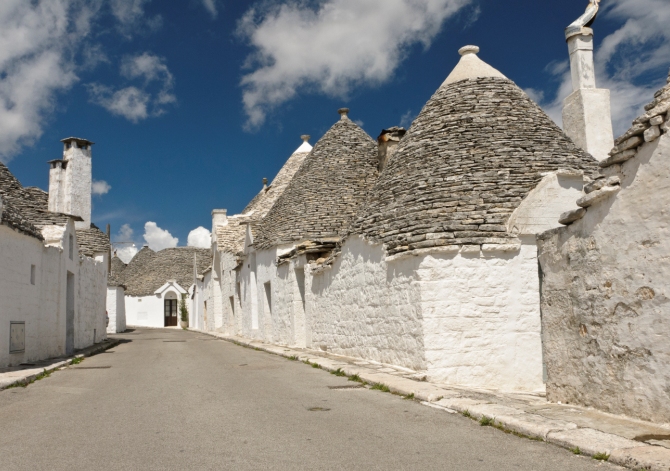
[328,384,365,390]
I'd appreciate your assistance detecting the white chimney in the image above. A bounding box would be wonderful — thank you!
[48,137,94,229]
[562,2,614,161]
[212,209,228,232]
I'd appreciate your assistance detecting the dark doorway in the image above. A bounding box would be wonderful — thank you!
[164,299,178,327]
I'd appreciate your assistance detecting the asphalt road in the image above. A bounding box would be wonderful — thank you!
[0,328,622,471]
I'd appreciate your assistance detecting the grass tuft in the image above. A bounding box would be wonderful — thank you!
[71,357,84,365]
[370,383,391,393]
[570,447,581,455]
[404,393,415,400]
[331,368,347,377]
[479,415,494,426]
[348,374,363,383]
[287,355,299,361]
[592,452,610,462]
[462,410,472,418]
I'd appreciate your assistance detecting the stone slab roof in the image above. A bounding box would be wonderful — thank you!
[108,255,127,287]
[243,143,312,219]
[0,163,76,227]
[0,197,43,240]
[118,247,212,297]
[254,115,378,250]
[76,224,111,258]
[350,75,597,256]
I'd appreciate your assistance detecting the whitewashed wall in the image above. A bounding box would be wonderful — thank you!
[538,134,670,422]
[126,285,192,329]
[107,286,126,334]
[309,237,425,370]
[76,256,107,347]
[0,220,108,367]
[417,238,544,392]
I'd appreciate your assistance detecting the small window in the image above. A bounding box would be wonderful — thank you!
[30,265,36,285]
[68,235,74,260]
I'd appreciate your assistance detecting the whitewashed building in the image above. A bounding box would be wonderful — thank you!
[0,138,110,368]
[538,72,670,423]
[107,256,127,334]
[114,247,210,328]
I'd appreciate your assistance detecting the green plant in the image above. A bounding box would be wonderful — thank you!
[404,393,415,400]
[331,368,347,377]
[592,453,610,461]
[287,355,299,361]
[179,294,189,323]
[311,362,321,369]
[348,374,363,383]
[479,415,494,426]
[371,383,391,393]
[462,410,472,418]
[71,357,84,365]
[570,447,581,455]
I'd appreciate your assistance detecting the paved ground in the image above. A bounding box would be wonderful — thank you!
[0,328,622,471]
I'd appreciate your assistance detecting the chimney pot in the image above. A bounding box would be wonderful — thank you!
[338,108,350,120]
[301,135,311,143]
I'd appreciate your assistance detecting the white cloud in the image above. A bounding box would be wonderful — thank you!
[202,0,218,19]
[538,0,670,136]
[116,245,138,263]
[92,179,111,196]
[238,0,472,129]
[0,0,101,162]
[110,0,162,35]
[113,223,138,263]
[87,53,175,122]
[143,221,178,251]
[400,110,416,129]
[187,226,212,248]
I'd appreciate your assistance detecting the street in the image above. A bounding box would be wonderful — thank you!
[0,328,621,470]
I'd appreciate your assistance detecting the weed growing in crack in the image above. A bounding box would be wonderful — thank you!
[5,369,52,389]
[592,452,610,461]
[331,368,347,377]
[570,447,581,455]
[404,393,415,400]
[287,355,299,361]
[348,374,363,383]
[479,415,494,426]
[371,383,391,393]
[462,410,472,418]
[71,357,84,365]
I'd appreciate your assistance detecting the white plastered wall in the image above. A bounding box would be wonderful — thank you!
[126,282,191,328]
[0,219,108,367]
[418,240,544,392]
[107,286,126,334]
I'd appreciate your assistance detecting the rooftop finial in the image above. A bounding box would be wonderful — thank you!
[565,0,600,40]
[301,135,311,143]
[459,45,480,56]
[263,177,268,190]
[338,108,350,120]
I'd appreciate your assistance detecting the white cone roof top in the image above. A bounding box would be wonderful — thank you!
[442,46,507,87]
[294,134,313,153]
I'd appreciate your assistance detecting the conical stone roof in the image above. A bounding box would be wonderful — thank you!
[254,111,378,250]
[350,47,597,257]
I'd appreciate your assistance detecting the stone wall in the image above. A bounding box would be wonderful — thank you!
[418,238,544,392]
[538,133,670,422]
[308,236,426,371]
[76,255,107,347]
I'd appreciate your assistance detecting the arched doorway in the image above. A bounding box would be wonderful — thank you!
[164,291,178,327]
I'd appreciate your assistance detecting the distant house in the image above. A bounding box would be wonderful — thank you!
[0,138,110,368]
[113,246,210,328]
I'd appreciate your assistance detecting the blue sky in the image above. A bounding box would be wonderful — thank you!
[1,0,668,261]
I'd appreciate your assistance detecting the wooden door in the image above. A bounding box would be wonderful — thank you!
[164,299,178,327]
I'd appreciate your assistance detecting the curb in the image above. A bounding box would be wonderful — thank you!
[0,338,121,391]
[194,329,670,471]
